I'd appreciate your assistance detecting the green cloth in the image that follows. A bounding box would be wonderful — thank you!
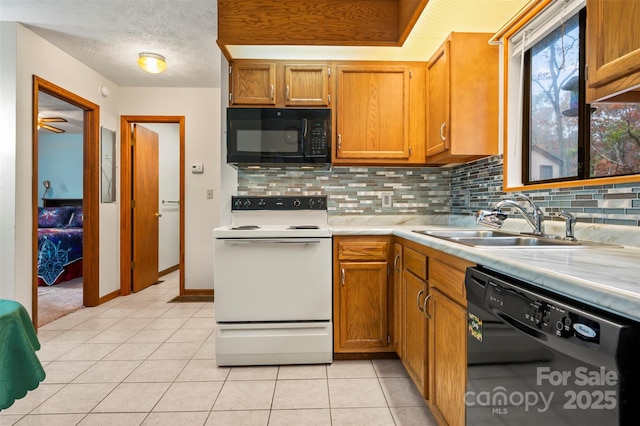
[0,300,46,410]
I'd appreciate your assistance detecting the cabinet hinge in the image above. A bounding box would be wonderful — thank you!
[229,93,233,102]
[387,335,391,344]
[327,94,331,104]
[409,69,413,79]
[387,265,390,276]
[131,200,136,208]
[130,261,135,269]
[327,67,331,77]
[229,65,232,75]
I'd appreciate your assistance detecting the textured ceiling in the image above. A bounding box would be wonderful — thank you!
[0,0,220,88]
[1,0,529,88]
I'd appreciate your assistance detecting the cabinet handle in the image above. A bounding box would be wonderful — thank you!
[393,254,401,272]
[286,85,290,100]
[423,294,432,320]
[270,84,274,101]
[337,134,342,151]
[341,269,345,286]
[440,123,446,141]
[416,289,424,312]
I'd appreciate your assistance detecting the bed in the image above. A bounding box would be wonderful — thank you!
[37,200,83,286]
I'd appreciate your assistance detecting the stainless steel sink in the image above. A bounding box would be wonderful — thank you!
[412,229,621,249]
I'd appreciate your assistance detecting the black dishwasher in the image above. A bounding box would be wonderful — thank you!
[465,266,640,426]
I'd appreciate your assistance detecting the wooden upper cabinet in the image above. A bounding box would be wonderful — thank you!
[335,64,425,165]
[586,0,640,102]
[230,61,330,107]
[284,65,330,107]
[426,33,499,165]
[230,62,276,105]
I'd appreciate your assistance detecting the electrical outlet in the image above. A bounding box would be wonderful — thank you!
[206,189,214,199]
[382,193,392,208]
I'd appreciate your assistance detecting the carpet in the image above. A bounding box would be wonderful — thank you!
[38,277,83,327]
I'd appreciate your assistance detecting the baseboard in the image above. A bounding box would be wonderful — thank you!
[99,289,120,305]
[159,264,180,277]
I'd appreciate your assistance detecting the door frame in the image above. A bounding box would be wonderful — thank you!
[120,116,186,296]
[32,76,101,328]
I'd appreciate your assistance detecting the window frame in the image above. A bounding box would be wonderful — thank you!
[496,0,640,192]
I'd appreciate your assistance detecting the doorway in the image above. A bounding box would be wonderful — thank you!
[120,116,185,296]
[32,77,100,329]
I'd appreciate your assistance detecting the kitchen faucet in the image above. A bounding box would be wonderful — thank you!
[476,193,546,236]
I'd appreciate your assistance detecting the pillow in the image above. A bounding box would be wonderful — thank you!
[68,207,84,227]
[38,206,74,228]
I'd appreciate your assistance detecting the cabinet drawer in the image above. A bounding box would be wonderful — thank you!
[338,241,389,261]
[404,247,427,280]
[429,259,466,304]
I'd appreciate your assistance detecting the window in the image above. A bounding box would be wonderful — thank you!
[523,8,640,184]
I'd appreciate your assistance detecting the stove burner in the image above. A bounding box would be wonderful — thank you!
[231,225,261,230]
[288,225,320,230]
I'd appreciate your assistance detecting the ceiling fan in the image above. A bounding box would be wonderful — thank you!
[38,114,67,133]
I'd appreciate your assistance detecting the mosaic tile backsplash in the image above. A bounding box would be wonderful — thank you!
[237,155,640,227]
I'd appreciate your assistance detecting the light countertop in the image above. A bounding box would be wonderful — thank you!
[330,222,640,323]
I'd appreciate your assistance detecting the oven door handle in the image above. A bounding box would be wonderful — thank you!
[223,239,322,244]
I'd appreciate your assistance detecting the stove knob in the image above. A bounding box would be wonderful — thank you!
[293,199,301,208]
[258,199,266,208]
[243,199,252,208]
[308,199,315,208]
[317,198,324,208]
[233,199,243,209]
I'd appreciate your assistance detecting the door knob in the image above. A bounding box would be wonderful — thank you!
[155,212,162,218]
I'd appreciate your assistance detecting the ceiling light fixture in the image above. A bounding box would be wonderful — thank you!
[137,52,167,74]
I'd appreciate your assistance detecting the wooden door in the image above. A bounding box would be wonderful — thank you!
[132,124,159,292]
[403,271,428,398]
[231,62,276,105]
[426,42,449,157]
[336,65,411,159]
[284,64,330,106]
[431,288,466,426]
[336,261,389,351]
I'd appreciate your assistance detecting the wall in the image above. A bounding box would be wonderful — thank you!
[450,155,640,227]
[1,23,223,312]
[238,155,640,228]
[238,166,450,216]
[118,88,220,291]
[38,133,84,204]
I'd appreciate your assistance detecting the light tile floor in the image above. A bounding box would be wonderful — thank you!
[1,271,437,425]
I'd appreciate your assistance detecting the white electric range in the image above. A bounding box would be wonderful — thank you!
[213,196,333,366]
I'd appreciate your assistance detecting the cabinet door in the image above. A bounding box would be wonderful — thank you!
[402,271,428,398]
[231,62,276,105]
[284,65,330,106]
[431,288,466,426]
[586,0,640,102]
[392,243,403,356]
[336,65,411,160]
[335,261,389,351]
[426,42,449,157]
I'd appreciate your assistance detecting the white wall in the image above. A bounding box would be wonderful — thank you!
[118,88,220,291]
[0,23,223,314]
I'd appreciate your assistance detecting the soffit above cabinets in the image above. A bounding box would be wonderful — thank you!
[218,0,531,62]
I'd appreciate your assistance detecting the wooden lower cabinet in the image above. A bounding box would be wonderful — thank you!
[430,287,467,426]
[403,270,428,398]
[333,236,393,353]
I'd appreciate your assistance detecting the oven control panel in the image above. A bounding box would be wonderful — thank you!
[232,196,327,211]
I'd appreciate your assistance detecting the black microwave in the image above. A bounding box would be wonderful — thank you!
[226,108,331,167]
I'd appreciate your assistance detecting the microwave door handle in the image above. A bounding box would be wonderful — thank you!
[302,118,308,140]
